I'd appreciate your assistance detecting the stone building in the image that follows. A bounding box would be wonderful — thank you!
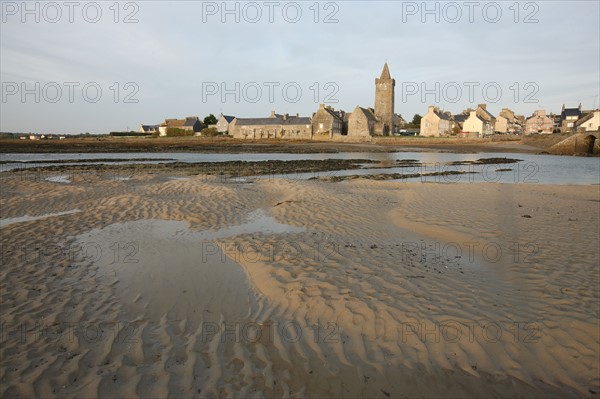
[230,113,312,139]
[475,104,496,131]
[393,114,407,131]
[374,63,395,135]
[525,110,554,134]
[498,108,522,134]
[159,116,203,136]
[420,106,453,137]
[312,104,344,137]
[348,106,377,137]
[215,114,236,133]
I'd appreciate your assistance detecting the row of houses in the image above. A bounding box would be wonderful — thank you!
[142,104,600,140]
[141,104,408,139]
[421,103,600,137]
[421,104,520,137]
[521,104,600,134]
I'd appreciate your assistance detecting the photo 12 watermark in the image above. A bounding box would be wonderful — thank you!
[398,240,540,265]
[1,1,140,24]
[401,81,539,104]
[0,320,140,345]
[398,319,541,344]
[0,240,139,273]
[400,1,540,24]
[1,81,140,104]
[201,81,339,104]
[200,1,340,24]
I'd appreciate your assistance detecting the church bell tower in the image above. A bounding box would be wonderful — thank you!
[374,62,395,135]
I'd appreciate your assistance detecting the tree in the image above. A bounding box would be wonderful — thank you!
[204,114,217,126]
[411,114,422,127]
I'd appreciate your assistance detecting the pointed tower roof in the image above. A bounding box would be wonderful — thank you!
[380,62,391,80]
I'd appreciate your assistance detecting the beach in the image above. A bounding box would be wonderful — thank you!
[0,163,599,398]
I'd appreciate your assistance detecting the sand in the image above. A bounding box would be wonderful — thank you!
[0,168,598,398]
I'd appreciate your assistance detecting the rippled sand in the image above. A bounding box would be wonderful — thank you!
[1,171,598,398]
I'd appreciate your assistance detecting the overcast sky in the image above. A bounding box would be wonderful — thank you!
[1,0,599,134]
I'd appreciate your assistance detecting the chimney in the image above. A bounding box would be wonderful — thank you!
[428,105,435,112]
[270,111,276,118]
[319,104,325,110]
[283,113,288,120]
[478,104,486,110]
[296,113,299,117]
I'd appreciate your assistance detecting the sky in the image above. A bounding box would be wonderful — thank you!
[1,0,599,134]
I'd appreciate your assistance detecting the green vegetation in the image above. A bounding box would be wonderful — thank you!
[403,114,422,128]
[204,114,218,126]
[200,127,220,137]
[165,128,194,137]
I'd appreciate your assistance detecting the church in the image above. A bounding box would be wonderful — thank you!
[347,62,402,137]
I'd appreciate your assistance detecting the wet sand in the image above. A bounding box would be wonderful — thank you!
[0,167,598,398]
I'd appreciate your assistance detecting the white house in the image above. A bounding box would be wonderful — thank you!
[576,110,600,132]
[462,111,493,137]
[139,124,159,134]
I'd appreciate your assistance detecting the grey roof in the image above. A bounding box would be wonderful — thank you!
[183,117,200,127]
[452,114,468,123]
[235,116,311,126]
[281,117,311,125]
[235,118,281,126]
[323,107,343,120]
[221,115,236,123]
[478,107,495,120]
[562,108,581,118]
[432,109,452,121]
[140,124,159,130]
